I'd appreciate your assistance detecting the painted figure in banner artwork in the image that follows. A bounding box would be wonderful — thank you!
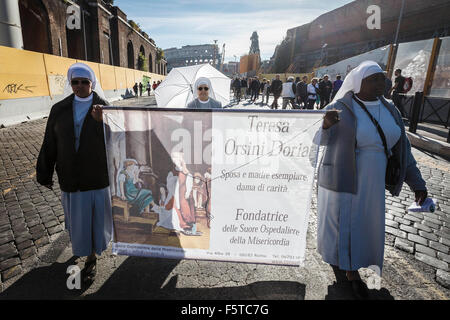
[118,159,157,216]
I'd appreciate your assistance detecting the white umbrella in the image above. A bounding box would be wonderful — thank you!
[155,64,231,108]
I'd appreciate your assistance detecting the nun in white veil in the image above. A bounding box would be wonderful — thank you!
[186,77,222,109]
[315,61,427,299]
[36,62,112,283]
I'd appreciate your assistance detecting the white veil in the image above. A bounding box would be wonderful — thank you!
[330,60,384,104]
[63,62,107,100]
[193,77,216,101]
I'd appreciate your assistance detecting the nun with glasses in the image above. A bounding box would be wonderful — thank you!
[187,77,222,109]
[36,62,112,283]
[315,61,427,299]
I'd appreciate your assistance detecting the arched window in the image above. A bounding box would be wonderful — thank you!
[138,45,146,71]
[127,41,134,69]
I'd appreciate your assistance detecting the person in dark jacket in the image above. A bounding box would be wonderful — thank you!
[133,82,138,96]
[270,75,283,109]
[233,77,242,102]
[36,63,112,283]
[331,75,343,101]
[250,77,260,102]
[296,76,308,108]
[240,78,248,99]
[319,75,333,108]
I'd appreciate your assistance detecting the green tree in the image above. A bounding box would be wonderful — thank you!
[138,52,148,71]
[156,47,164,62]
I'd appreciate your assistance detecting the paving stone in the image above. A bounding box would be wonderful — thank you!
[0,229,13,240]
[400,224,417,234]
[423,215,443,226]
[34,236,49,248]
[30,230,46,241]
[408,234,428,246]
[385,220,399,228]
[1,265,22,281]
[11,218,25,227]
[19,246,36,260]
[0,225,11,233]
[0,257,20,272]
[16,239,33,251]
[386,226,407,239]
[434,230,450,241]
[386,205,405,214]
[440,226,450,235]
[429,241,449,254]
[394,238,414,254]
[437,252,450,264]
[390,202,405,209]
[413,222,432,233]
[21,256,39,270]
[415,244,436,258]
[44,218,58,227]
[14,232,33,243]
[415,253,448,270]
[48,225,63,235]
[436,269,450,289]
[0,243,18,262]
[394,217,412,226]
[0,219,11,228]
[418,230,439,242]
[440,237,450,247]
[25,219,40,228]
[403,214,422,223]
[29,224,45,235]
[424,220,441,229]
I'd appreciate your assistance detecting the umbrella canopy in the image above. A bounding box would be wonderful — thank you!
[155,64,231,108]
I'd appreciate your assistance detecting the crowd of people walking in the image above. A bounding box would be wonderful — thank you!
[231,74,350,110]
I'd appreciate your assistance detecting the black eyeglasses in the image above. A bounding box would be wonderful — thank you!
[197,87,209,91]
[71,79,91,86]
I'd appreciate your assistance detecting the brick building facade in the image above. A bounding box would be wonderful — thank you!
[17,0,166,74]
[271,0,450,73]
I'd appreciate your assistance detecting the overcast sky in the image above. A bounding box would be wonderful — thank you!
[114,0,354,62]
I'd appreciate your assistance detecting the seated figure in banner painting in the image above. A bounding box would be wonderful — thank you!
[118,159,157,216]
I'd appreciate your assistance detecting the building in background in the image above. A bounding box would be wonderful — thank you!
[164,44,221,72]
[239,54,260,77]
[222,61,239,77]
[270,0,450,73]
[0,0,167,74]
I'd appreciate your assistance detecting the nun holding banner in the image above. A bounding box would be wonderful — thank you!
[36,63,112,283]
[316,61,427,299]
[187,77,222,109]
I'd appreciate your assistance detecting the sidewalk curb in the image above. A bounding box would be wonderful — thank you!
[406,131,450,159]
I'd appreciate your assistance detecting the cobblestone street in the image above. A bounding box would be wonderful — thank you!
[0,97,449,299]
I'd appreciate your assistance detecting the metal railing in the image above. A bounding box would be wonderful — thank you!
[405,92,450,143]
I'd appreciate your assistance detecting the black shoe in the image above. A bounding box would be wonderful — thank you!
[350,279,369,300]
[82,258,97,283]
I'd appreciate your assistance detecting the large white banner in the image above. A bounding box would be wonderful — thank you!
[103,108,323,266]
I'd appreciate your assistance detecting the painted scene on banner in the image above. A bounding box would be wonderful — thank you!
[103,109,323,266]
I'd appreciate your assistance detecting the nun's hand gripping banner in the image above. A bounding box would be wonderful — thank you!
[103,108,324,266]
